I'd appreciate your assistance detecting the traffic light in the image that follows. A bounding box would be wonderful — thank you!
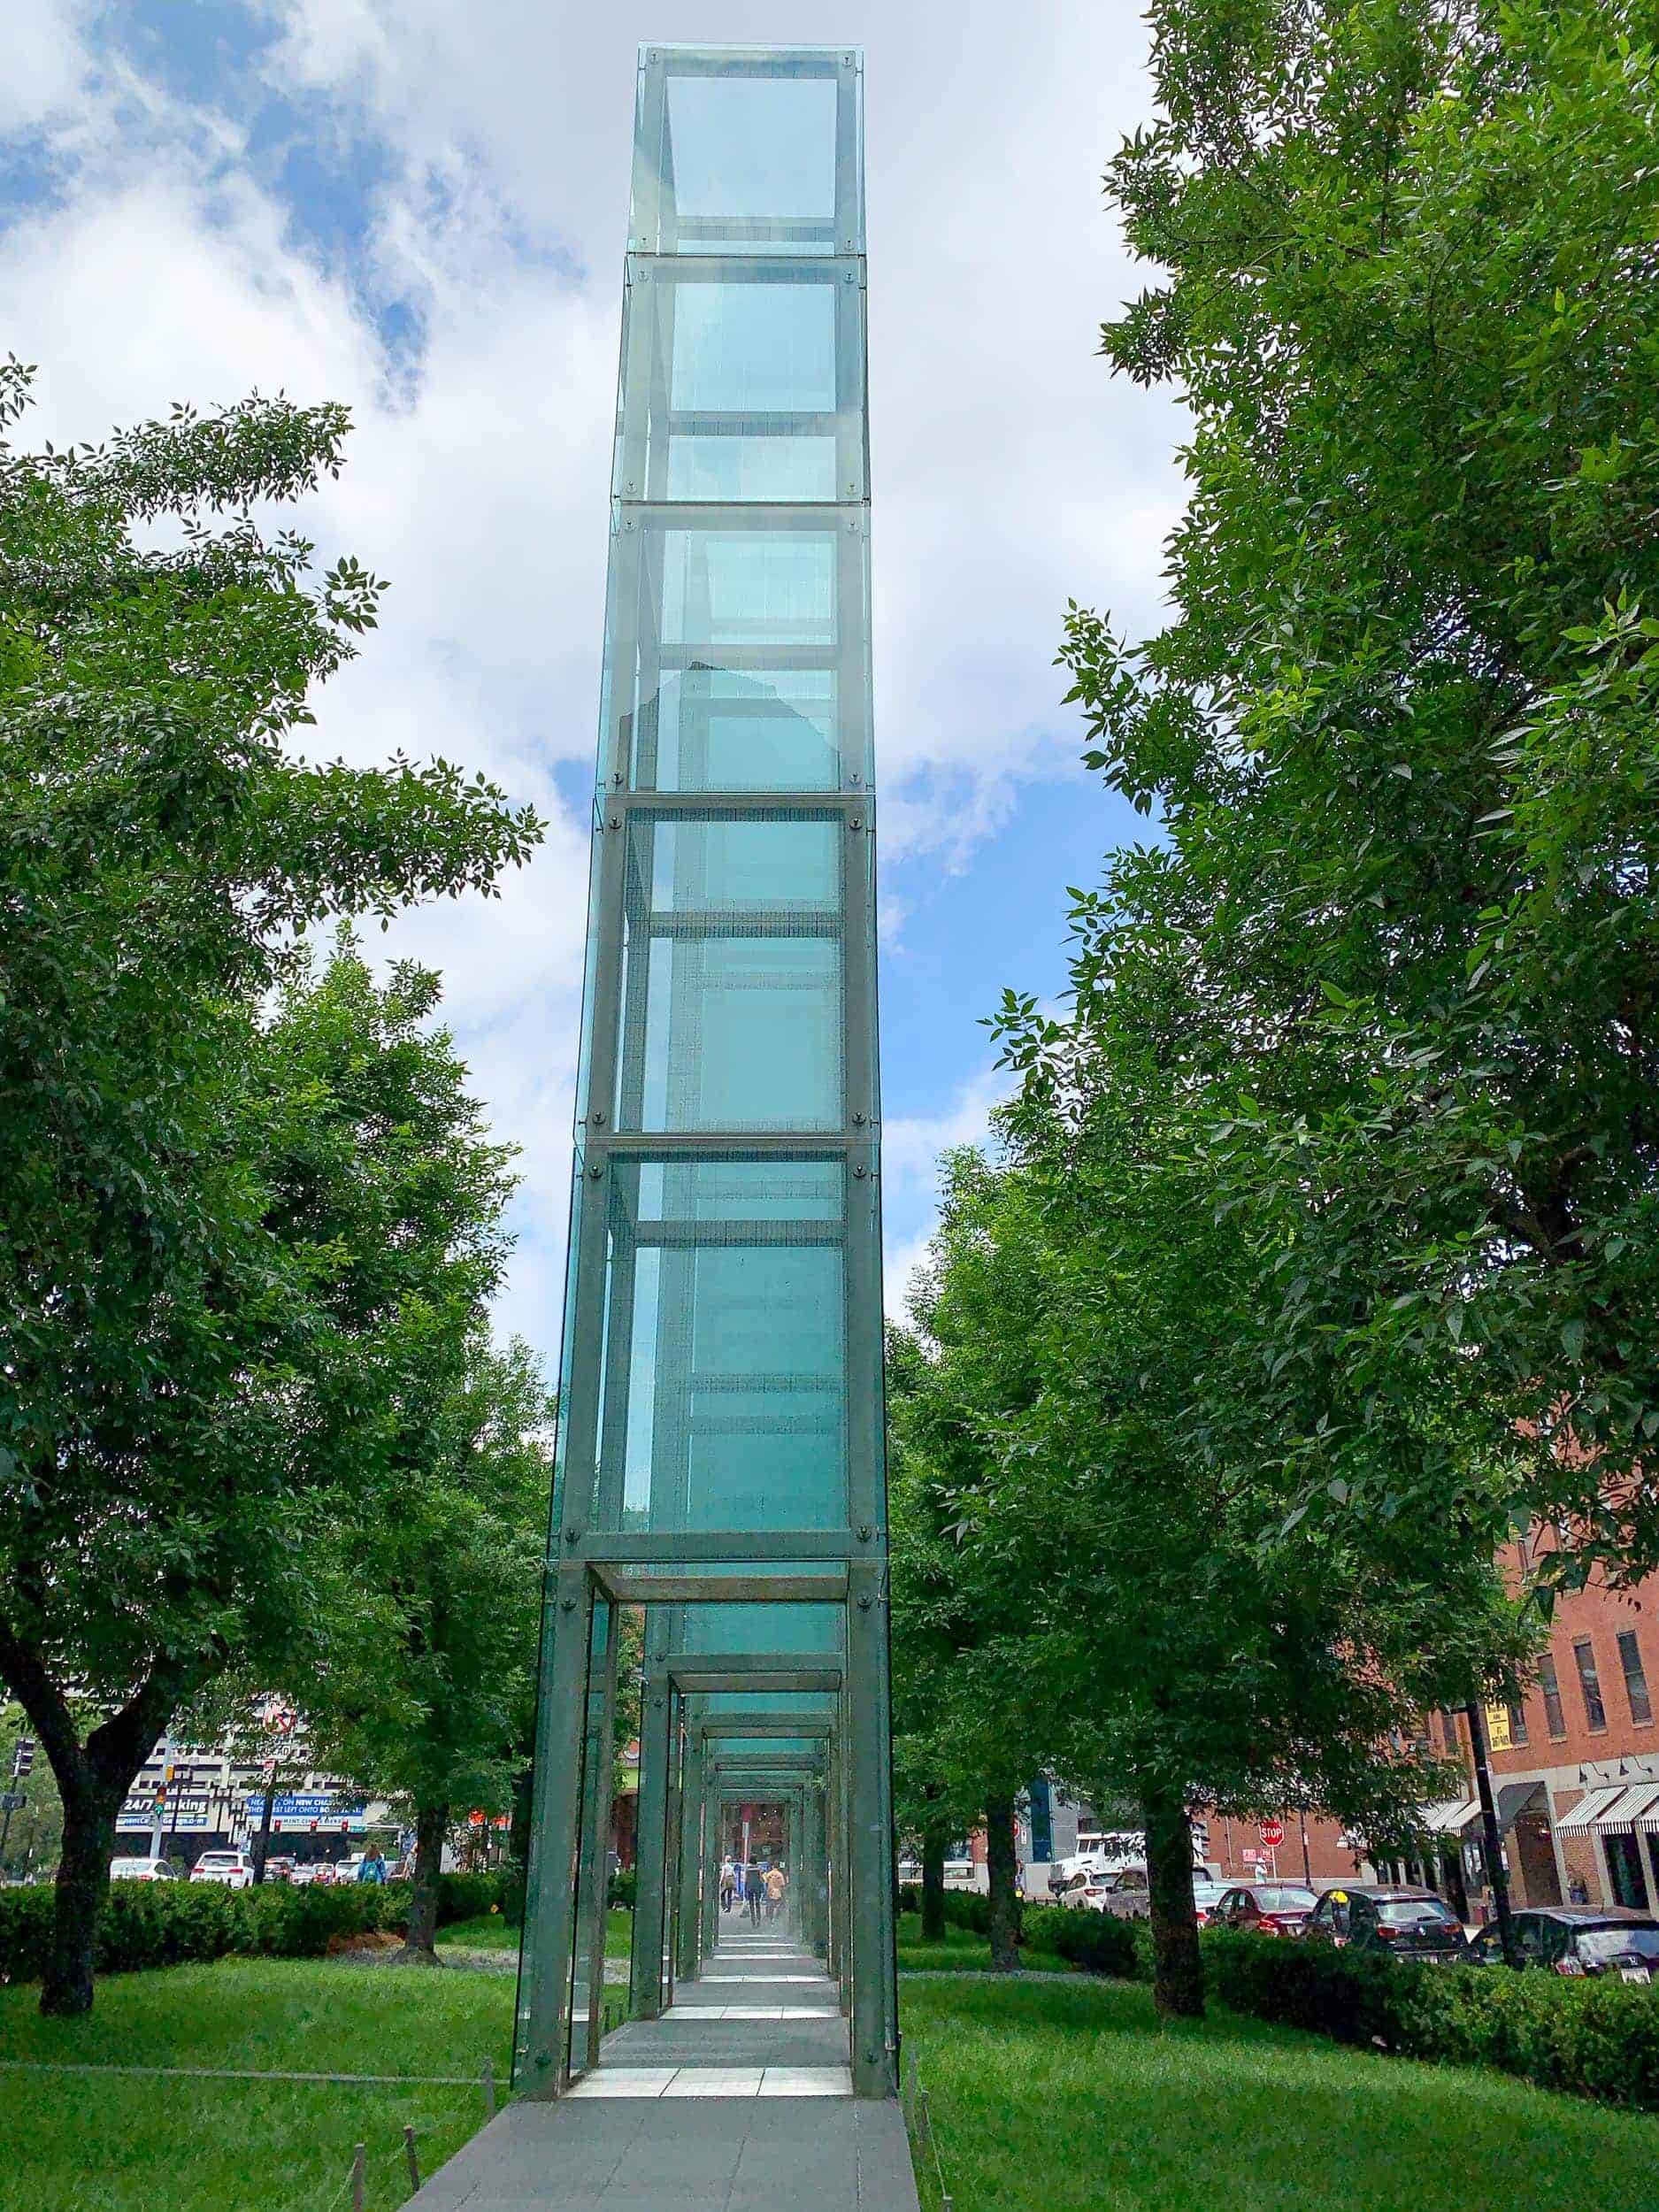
[12,1739,34,1779]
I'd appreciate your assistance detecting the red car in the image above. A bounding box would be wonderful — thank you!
[1210,1882,1319,1936]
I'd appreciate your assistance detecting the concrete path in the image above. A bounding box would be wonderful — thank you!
[407,1924,919,2209]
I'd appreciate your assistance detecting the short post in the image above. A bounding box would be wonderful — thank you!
[350,2143,365,2212]
[904,2043,918,2125]
[481,2057,496,2118]
[403,2124,420,2193]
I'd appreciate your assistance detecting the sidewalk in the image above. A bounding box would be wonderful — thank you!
[406,1928,919,2209]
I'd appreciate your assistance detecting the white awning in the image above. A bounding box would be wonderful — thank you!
[1416,1798,1479,1836]
[1558,1785,1639,1835]
[1621,1786,1659,1836]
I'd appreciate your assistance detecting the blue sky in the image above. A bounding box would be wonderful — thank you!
[3,0,1179,1364]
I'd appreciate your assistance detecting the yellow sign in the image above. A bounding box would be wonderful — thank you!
[1484,1702,1513,1753]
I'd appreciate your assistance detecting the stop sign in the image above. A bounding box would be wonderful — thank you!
[1259,1818,1285,1847]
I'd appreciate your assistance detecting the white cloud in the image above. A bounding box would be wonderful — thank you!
[0,0,91,136]
[1,3,1179,1370]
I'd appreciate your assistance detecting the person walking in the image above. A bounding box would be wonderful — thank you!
[720,1857,736,1914]
[746,1863,764,1925]
[357,1847,387,1885]
[765,1863,787,1925]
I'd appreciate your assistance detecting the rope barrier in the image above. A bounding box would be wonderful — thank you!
[902,2047,956,2212]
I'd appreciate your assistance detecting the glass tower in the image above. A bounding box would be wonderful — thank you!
[516,45,895,2101]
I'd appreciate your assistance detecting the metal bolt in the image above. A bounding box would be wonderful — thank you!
[853,1164,867,1179]
[591,1110,606,1125]
[589,1164,603,1179]
[561,1597,576,1613]
[608,815,620,829]
[852,1111,866,1126]
[857,1525,872,1542]
[849,817,863,830]
[565,1526,580,1545]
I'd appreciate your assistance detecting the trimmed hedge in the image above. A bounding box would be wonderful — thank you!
[1202,1927,1659,2111]
[0,1866,516,1985]
[1020,1904,1139,1978]
[897,1884,993,1935]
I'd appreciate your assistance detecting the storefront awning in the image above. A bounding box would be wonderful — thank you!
[1621,1785,1659,1836]
[1416,1798,1479,1836]
[1493,1780,1545,1836]
[1558,1784,1646,1835]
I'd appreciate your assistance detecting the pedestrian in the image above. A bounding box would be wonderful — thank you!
[720,1856,736,1913]
[357,1847,387,1885]
[765,1863,787,1924]
[746,1863,763,1924]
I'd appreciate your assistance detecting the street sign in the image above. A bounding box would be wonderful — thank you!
[1258,1819,1285,1848]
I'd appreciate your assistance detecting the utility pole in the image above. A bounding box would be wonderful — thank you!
[0,1736,34,1869]
[251,1707,296,1884]
[1465,1700,1519,1968]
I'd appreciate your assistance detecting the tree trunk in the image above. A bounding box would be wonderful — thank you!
[1142,1779,1203,2019]
[986,1794,1019,1972]
[921,1822,948,1942]
[42,1786,121,2016]
[394,1801,448,1964]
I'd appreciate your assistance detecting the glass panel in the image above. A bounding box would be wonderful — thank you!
[592,1156,848,1532]
[681,1601,844,1652]
[619,264,853,503]
[1618,1629,1653,1724]
[1575,1639,1608,1731]
[615,814,844,1133]
[606,511,868,791]
[667,75,837,249]
[635,61,849,256]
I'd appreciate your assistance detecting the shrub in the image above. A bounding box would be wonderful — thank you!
[1201,1928,1659,2111]
[1021,1905,1139,1978]
[896,1883,994,1936]
[607,1869,637,1912]
[432,1870,499,1925]
[1,1874,403,1985]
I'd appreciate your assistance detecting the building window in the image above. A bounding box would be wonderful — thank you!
[1506,1699,1529,1747]
[1539,1654,1567,1740]
[1439,1707,1460,1754]
[1574,1640,1608,1732]
[1617,1630,1653,1725]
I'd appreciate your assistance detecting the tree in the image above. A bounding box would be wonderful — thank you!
[0,370,540,2012]
[903,1142,1525,2016]
[888,1198,1076,1973]
[1001,0,1659,1575]
[1,1704,62,1879]
[299,1328,552,1962]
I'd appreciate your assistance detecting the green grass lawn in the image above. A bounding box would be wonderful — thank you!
[901,1976,1659,2212]
[0,1959,513,2212]
[434,1907,634,1959]
[896,1909,1074,1976]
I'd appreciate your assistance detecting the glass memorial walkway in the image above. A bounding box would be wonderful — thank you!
[410,42,913,2211]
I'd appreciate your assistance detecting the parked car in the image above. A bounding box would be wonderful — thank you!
[1192,1880,1231,1928]
[190,1850,255,1889]
[110,1856,180,1882]
[1467,1906,1659,1981]
[1209,1882,1318,1937]
[1304,1884,1467,1961]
